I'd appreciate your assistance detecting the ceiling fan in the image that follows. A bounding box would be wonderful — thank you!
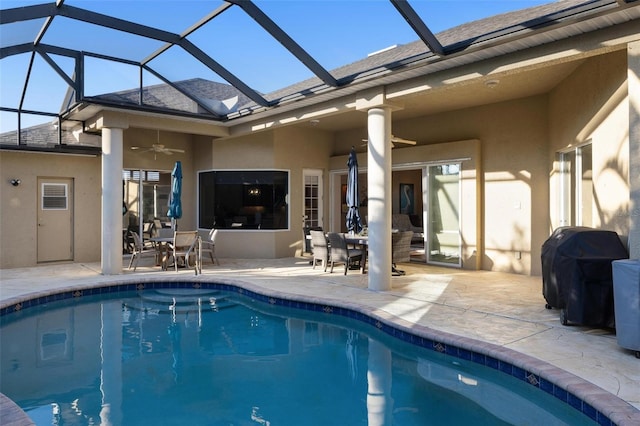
[131,130,185,159]
[361,135,417,148]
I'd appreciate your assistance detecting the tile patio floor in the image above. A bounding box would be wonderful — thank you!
[1,256,639,425]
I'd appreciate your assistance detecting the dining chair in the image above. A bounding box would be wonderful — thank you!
[309,229,329,271]
[200,228,219,265]
[327,232,363,275]
[168,231,199,273]
[128,232,159,271]
[391,231,413,275]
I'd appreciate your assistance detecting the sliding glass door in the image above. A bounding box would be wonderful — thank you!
[427,163,461,266]
[123,169,171,242]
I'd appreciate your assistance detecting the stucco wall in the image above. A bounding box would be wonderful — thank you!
[331,95,548,275]
[548,51,630,244]
[0,151,101,268]
[194,127,333,259]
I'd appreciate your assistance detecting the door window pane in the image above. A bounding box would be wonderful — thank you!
[559,144,592,227]
[427,164,460,266]
[304,173,321,228]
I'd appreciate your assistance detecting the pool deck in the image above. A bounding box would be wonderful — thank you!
[1,257,639,425]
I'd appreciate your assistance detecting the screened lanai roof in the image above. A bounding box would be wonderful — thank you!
[1,0,639,146]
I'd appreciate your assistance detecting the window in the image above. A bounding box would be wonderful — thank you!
[123,169,171,237]
[559,143,592,227]
[42,183,68,210]
[199,170,289,230]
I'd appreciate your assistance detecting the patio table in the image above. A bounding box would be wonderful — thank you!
[149,236,173,270]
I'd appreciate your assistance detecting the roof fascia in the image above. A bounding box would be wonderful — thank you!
[227,14,640,132]
[445,0,627,54]
[0,143,101,156]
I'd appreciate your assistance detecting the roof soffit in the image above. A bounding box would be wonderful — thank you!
[224,11,640,134]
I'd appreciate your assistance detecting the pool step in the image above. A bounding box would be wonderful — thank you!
[125,289,237,314]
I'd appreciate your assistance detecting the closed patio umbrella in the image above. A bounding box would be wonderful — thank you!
[346,147,363,234]
[168,161,183,230]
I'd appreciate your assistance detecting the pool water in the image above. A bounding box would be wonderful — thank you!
[1,288,597,425]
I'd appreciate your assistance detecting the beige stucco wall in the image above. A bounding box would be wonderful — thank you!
[0,151,101,268]
[1,52,631,274]
[330,94,548,275]
[548,51,630,245]
[403,97,548,275]
[192,126,334,259]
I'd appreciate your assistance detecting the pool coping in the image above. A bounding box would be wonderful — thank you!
[2,275,639,426]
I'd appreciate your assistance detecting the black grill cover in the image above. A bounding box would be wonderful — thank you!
[541,227,628,327]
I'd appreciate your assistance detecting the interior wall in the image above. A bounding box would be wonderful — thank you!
[0,151,102,268]
[392,170,423,218]
[548,50,630,244]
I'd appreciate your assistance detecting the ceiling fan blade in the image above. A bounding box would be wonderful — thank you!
[165,148,185,153]
[360,136,415,148]
[131,146,153,153]
[390,135,417,145]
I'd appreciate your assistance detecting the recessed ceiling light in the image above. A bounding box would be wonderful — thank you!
[485,79,500,88]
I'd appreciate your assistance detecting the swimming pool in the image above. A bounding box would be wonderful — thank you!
[0,281,617,425]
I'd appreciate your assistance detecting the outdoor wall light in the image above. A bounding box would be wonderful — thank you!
[9,178,21,186]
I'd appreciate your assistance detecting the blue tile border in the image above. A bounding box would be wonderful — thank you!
[0,280,625,425]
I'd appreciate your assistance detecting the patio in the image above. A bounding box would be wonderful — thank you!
[1,256,639,424]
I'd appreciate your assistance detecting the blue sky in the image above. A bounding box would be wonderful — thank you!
[0,0,554,132]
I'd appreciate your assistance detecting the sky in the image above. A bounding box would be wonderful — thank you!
[0,0,555,133]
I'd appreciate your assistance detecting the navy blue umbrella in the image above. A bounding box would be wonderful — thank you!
[167,161,183,229]
[346,147,363,234]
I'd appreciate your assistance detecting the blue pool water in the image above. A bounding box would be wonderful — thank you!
[1,285,600,425]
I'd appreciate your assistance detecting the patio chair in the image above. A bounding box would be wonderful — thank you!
[153,219,164,236]
[309,229,329,271]
[128,232,159,271]
[200,229,219,265]
[327,232,363,275]
[391,231,414,275]
[168,231,199,273]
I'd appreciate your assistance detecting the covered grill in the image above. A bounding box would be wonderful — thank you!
[541,227,628,327]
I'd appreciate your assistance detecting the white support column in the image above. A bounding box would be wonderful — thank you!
[628,40,640,259]
[102,127,124,275]
[367,107,392,291]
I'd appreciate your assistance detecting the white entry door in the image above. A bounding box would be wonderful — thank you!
[37,178,73,263]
